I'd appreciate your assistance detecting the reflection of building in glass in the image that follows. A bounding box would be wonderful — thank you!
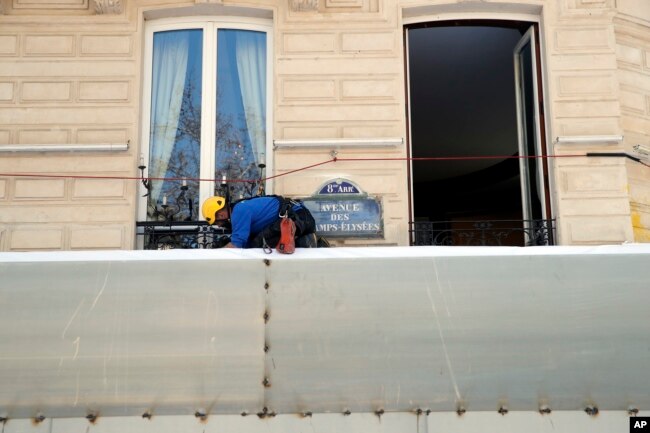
[146,27,267,222]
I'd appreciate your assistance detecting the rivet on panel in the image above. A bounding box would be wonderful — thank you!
[585,405,598,416]
[258,407,274,418]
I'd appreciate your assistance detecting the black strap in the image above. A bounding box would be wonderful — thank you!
[231,194,301,220]
[230,194,287,209]
[279,197,294,218]
[262,237,273,254]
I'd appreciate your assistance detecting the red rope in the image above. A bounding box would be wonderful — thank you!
[0,158,339,183]
[260,158,337,181]
[0,153,639,183]
[335,154,586,162]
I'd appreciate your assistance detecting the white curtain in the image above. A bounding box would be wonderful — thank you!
[234,31,266,165]
[150,31,190,205]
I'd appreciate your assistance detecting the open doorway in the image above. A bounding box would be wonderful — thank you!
[406,21,553,246]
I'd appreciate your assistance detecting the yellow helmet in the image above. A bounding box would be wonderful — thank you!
[202,196,227,225]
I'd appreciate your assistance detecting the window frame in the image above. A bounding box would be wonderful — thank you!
[138,16,274,223]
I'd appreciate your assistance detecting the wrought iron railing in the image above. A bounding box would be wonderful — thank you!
[138,219,555,249]
[136,221,231,250]
[410,219,555,247]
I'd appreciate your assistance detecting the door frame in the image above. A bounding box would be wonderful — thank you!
[403,19,553,245]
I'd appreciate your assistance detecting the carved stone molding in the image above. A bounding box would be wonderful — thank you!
[289,0,318,12]
[92,0,122,14]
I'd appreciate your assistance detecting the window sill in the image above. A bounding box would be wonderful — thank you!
[273,138,403,149]
[0,143,129,153]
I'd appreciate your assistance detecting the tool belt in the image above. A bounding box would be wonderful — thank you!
[276,216,296,254]
[248,196,316,251]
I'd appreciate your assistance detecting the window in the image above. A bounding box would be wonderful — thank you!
[406,21,553,246]
[139,18,272,223]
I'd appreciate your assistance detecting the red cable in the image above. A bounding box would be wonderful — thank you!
[0,153,631,183]
[0,158,338,183]
[262,158,337,181]
[336,154,586,162]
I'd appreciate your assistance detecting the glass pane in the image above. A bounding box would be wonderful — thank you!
[215,29,267,201]
[518,39,543,222]
[148,29,202,222]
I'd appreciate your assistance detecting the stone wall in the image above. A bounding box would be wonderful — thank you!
[274,0,407,246]
[0,0,647,250]
[0,2,137,250]
[614,0,650,242]
[546,1,630,244]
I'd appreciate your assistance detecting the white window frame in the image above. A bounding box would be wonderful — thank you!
[404,14,556,245]
[513,26,546,229]
[138,16,274,223]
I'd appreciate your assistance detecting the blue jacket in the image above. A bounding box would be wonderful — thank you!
[230,196,302,248]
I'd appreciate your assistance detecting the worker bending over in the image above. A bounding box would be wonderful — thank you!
[202,195,317,249]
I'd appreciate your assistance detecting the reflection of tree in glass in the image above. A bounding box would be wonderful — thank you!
[148,75,204,221]
[147,74,264,222]
[216,107,265,201]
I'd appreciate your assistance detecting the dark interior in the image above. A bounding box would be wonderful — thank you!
[407,22,538,245]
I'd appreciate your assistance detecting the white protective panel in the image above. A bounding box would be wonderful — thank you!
[0,252,266,418]
[0,245,649,418]
[264,245,650,413]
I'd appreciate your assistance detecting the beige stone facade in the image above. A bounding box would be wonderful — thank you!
[615,0,650,243]
[0,0,648,250]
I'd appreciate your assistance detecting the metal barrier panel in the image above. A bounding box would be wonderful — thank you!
[0,245,649,419]
[264,245,650,413]
[0,251,266,418]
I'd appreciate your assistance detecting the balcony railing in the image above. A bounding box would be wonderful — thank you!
[136,221,231,250]
[410,219,556,247]
[137,218,555,249]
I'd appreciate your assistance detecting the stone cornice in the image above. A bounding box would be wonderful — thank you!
[289,0,318,12]
[92,0,122,14]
